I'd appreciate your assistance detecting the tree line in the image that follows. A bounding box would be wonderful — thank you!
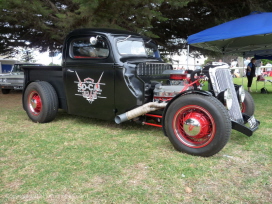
[0,0,271,56]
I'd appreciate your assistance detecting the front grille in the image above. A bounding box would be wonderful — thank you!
[212,68,244,124]
[137,63,172,76]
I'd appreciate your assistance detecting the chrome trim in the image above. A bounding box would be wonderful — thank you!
[137,63,172,76]
[209,68,244,124]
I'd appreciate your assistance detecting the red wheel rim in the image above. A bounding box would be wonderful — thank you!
[172,105,216,148]
[241,102,246,113]
[28,91,42,116]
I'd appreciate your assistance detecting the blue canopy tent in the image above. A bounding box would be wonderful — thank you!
[187,12,272,55]
[244,49,272,60]
[187,12,272,87]
[255,55,272,60]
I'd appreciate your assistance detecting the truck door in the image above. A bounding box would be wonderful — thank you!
[63,36,115,120]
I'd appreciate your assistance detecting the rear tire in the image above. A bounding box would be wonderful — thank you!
[1,89,10,94]
[164,94,231,157]
[241,90,255,117]
[24,81,58,123]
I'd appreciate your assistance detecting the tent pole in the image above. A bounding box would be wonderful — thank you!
[242,53,245,86]
[222,48,225,63]
[187,45,190,70]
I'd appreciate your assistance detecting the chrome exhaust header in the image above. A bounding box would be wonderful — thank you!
[115,102,167,124]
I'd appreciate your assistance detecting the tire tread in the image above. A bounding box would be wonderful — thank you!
[24,81,58,123]
[165,94,231,157]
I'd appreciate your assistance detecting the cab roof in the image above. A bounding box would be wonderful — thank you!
[67,28,143,38]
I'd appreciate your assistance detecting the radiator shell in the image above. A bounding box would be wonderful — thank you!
[209,68,244,124]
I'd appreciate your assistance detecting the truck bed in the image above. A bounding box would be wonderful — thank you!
[23,66,67,110]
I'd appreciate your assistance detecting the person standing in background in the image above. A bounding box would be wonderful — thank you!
[231,59,239,77]
[266,63,272,76]
[255,59,262,75]
[246,58,256,92]
[244,57,250,66]
[231,59,238,67]
[244,57,251,77]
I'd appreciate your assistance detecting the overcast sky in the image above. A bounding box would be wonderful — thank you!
[34,51,62,65]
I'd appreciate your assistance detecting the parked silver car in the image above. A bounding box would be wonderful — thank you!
[0,63,43,94]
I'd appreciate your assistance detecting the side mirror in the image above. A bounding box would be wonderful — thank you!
[90,37,98,45]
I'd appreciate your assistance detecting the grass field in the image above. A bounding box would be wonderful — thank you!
[1,77,271,203]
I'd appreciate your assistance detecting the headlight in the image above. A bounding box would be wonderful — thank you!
[237,86,245,103]
[224,88,233,110]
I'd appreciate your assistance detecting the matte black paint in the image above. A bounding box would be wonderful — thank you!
[23,66,66,110]
[22,28,259,139]
[23,28,163,120]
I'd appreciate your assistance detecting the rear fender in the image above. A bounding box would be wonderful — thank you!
[162,90,212,136]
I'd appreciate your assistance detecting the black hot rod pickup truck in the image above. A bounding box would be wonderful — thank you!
[22,28,260,157]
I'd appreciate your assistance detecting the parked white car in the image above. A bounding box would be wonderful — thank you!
[0,63,42,94]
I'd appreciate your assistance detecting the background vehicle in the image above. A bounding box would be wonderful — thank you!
[22,29,259,157]
[0,63,42,94]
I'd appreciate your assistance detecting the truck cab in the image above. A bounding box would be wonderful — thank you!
[22,28,260,157]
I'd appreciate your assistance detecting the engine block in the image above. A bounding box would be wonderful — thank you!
[153,84,192,102]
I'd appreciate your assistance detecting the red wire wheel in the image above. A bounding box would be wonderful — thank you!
[28,91,42,116]
[164,94,231,157]
[172,105,216,148]
[241,102,246,113]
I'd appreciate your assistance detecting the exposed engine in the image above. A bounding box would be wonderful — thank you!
[153,83,193,102]
[136,63,204,103]
[149,71,195,102]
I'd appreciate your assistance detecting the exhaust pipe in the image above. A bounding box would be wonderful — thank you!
[115,102,167,124]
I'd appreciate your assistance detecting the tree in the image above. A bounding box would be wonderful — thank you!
[20,51,35,62]
[0,0,188,56]
[12,47,37,62]
[0,0,272,56]
[261,59,272,66]
[151,0,272,55]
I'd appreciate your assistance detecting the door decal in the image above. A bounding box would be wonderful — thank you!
[74,71,106,104]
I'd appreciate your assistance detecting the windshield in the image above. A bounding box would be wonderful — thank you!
[117,37,161,60]
[117,40,147,56]
[145,41,161,59]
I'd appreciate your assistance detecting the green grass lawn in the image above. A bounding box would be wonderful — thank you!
[1,77,271,203]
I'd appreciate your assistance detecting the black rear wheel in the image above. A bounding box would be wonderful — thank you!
[164,94,231,157]
[24,81,58,123]
[241,90,255,117]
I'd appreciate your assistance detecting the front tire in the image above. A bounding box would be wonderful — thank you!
[1,89,10,94]
[164,94,231,157]
[24,81,58,123]
[241,90,255,117]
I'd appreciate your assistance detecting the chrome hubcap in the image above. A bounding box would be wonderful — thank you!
[30,99,37,109]
[28,91,42,115]
[183,118,201,136]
